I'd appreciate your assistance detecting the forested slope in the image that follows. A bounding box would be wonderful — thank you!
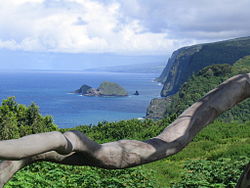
[162,55,250,122]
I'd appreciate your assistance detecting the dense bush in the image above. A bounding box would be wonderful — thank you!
[6,162,156,188]
[0,97,57,140]
[172,157,249,187]
[61,114,177,143]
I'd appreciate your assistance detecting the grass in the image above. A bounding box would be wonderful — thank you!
[142,120,250,187]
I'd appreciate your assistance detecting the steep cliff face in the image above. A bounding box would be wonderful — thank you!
[158,36,250,97]
[154,49,182,83]
[145,97,170,119]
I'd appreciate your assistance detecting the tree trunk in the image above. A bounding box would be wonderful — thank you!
[236,162,250,188]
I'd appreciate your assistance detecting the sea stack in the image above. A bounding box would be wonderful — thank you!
[133,91,139,95]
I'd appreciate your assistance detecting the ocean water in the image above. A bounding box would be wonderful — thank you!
[0,71,162,128]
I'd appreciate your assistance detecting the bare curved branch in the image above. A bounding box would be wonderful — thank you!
[0,73,250,186]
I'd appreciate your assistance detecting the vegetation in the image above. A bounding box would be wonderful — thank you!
[172,157,249,187]
[6,163,156,188]
[0,97,249,187]
[0,97,57,140]
[164,55,250,122]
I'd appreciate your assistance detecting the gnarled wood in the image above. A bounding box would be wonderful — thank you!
[0,73,250,187]
[236,162,250,188]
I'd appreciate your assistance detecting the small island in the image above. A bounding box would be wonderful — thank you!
[74,81,128,96]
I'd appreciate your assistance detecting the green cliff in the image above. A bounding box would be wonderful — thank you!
[158,36,250,96]
[147,56,250,120]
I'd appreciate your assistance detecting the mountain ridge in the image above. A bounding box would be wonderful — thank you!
[158,36,250,96]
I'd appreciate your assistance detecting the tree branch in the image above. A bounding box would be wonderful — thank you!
[0,73,250,186]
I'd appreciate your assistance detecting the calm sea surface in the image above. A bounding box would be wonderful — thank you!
[0,71,162,128]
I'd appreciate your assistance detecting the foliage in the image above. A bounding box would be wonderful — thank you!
[143,120,250,187]
[61,115,176,143]
[6,162,156,188]
[172,157,249,187]
[0,97,57,140]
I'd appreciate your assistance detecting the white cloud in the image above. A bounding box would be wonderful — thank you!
[0,0,250,54]
[118,0,250,40]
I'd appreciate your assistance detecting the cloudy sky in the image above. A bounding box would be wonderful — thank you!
[1,0,250,70]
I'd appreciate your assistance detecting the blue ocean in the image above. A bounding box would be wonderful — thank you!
[0,71,162,128]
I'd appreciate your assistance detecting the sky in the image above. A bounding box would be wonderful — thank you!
[1,0,250,70]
